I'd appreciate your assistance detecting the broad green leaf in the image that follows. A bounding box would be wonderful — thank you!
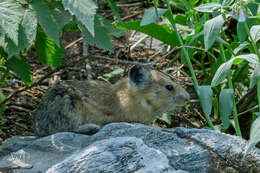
[0,0,24,45]
[250,25,260,42]
[244,113,260,157]
[7,55,33,85]
[105,0,122,23]
[247,3,259,16]
[20,8,37,49]
[234,41,249,55]
[116,20,179,47]
[194,3,221,13]
[30,0,61,46]
[198,85,213,116]
[98,16,124,38]
[104,68,124,79]
[211,54,259,87]
[141,8,168,26]
[170,0,192,11]
[5,8,37,57]
[35,31,64,67]
[219,89,234,129]
[78,16,113,52]
[52,8,72,29]
[204,15,224,50]
[250,64,260,88]
[62,0,97,36]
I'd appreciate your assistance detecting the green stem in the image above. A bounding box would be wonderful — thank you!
[219,43,242,136]
[243,22,260,59]
[257,78,260,112]
[165,0,198,91]
[165,0,215,130]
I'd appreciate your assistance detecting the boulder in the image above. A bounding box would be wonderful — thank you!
[0,123,260,173]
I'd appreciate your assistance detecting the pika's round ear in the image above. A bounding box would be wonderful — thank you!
[128,66,150,90]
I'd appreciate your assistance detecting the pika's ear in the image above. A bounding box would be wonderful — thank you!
[128,66,150,90]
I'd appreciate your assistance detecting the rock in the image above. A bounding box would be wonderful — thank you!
[0,123,260,173]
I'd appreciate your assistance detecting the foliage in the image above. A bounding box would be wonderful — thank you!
[117,0,260,154]
[0,0,123,116]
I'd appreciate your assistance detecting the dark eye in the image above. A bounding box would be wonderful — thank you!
[165,84,174,91]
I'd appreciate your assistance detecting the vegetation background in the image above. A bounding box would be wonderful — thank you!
[0,0,259,156]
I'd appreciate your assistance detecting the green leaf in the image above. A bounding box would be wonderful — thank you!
[194,3,221,13]
[204,15,224,50]
[103,68,124,79]
[233,41,249,55]
[30,0,61,46]
[170,0,192,11]
[5,8,37,57]
[244,113,260,157]
[116,20,179,47]
[52,8,72,29]
[250,64,260,88]
[7,55,33,85]
[78,14,119,52]
[105,0,122,23]
[141,8,168,26]
[0,0,24,45]
[211,54,259,87]
[198,85,213,116]
[62,0,97,36]
[219,89,234,129]
[98,16,124,38]
[250,25,260,42]
[35,31,64,67]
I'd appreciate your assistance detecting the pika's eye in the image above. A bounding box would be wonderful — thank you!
[165,84,174,91]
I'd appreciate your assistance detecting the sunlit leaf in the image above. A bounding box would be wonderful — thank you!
[219,89,234,129]
[198,85,213,116]
[250,25,260,42]
[141,8,167,26]
[204,15,224,50]
[244,113,260,157]
[211,54,259,87]
[104,68,124,79]
[194,3,221,13]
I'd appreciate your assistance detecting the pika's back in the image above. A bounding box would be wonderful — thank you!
[33,63,190,136]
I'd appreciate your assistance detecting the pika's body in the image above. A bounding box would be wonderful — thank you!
[34,65,190,136]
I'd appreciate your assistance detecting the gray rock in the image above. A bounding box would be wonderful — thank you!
[0,123,260,173]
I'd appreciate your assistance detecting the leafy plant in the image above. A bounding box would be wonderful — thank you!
[0,0,123,116]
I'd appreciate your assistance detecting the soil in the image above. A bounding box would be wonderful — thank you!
[0,0,206,143]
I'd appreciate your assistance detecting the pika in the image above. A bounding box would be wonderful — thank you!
[33,63,190,136]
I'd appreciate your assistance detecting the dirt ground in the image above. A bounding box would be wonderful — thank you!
[0,1,207,143]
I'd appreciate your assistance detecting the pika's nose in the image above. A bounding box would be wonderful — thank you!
[177,92,190,104]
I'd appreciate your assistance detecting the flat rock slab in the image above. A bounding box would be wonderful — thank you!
[0,123,260,173]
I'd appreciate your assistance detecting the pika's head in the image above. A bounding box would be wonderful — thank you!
[128,62,190,114]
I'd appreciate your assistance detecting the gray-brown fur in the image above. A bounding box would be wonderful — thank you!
[33,65,190,136]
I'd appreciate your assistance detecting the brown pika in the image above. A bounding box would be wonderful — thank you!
[33,62,190,136]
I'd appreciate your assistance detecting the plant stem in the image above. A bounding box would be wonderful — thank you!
[219,43,242,136]
[257,78,260,112]
[165,0,198,91]
[243,22,260,60]
[165,0,215,130]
